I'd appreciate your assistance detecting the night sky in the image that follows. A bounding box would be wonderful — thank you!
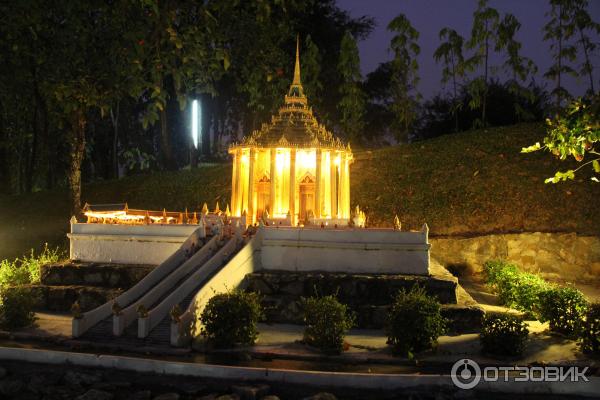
[338,0,600,99]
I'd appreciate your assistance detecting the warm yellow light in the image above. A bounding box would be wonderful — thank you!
[297,150,316,169]
[241,154,249,163]
[334,155,341,166]
[276,151,285,172]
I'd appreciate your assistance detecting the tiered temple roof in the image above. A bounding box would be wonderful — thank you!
[230,39,349,151]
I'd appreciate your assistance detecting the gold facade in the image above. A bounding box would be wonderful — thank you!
[229,39,353,225]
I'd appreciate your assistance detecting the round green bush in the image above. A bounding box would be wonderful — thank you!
[0,287,37,329]
[385,285,446,357]
[302,295,355,354]
[199,290,263,348]
[483,260,549,315]
[580,302,600,355]
[538,286,588,336]
[480,313,529,356]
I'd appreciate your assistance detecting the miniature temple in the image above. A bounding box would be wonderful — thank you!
[228,40,353,226]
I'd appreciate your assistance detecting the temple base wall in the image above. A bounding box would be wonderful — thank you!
[68,223,199,265]
[260,227,430,275]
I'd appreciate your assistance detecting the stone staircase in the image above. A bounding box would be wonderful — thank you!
[23,261,154,312]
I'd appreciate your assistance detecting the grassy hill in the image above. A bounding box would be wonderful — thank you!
[1,122,599,261]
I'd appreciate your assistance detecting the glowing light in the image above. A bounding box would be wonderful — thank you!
[276,151,285,172]
[297,150,316,169]
[334,155,341,166]
[241,154,249,163]
[191,99,200,149]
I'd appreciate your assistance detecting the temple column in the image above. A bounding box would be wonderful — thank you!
[330,153,337,219]
[235,149,243,216]
[231,151,238,215]
[344,156,350,218]
[247,148,255,224]
[315,148,322,218]
[289,149,296,225]
[338,154,345,219]
[270,148,276,215]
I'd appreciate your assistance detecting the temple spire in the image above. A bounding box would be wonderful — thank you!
[293,35,301,85]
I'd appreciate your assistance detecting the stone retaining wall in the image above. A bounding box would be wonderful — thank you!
[431,232,600,281]
[41,262,153,288]
[242,271,473,330]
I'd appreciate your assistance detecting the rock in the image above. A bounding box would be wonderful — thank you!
[231,384,269,400]
[179,382,207,395]
[77,389,114,400]
[0,378,24,396]
[153,393,180,400]
[0,366,6,379]
[64,370,102,386]
[196,394,218,400]
[302,393,337,400]
[131,390,152,400]
[260,396,280,400]
[216,395,240,400]
[29,373,63,393]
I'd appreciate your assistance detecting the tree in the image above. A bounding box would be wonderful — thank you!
[495,13,538,122]
[572,0,599,95]
[434,28,465,132]
[388,14,421,142]
[522,95,600,183]
[337,31,365,143]
[465,0,499,128]
[543,0,578,108]
[301,35,324,115]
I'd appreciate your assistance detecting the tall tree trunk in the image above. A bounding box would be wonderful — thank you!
[0,98,9,194]
[201,94,212,158]
[110,102,120,179]
[159,107,173,169]
[451,53,459,132]
[557,3,563,108]
[482,22,489,127]
[26,76,43,193]
[579,28,595,94]
[69,110,86,217]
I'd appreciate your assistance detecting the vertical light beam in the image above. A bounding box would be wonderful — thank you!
[191,99,199,149]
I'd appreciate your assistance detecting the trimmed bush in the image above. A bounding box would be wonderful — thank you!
[385,285,446,357]
[580,303,600,355]
[302,295,355,354]
[538,286,588,336]
[200,290,263,348]
[480,313,529,356]
[0,287,37,329]
[482,260,550,315]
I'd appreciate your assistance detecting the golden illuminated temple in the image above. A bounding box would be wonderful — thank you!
[229,39,353,226]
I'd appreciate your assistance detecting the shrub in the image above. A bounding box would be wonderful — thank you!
[580,303,600,354]
[0,259,31,287]
[0,287,37,329]
[200,290,263,348]
[0,244,63,287]
[302,295,355,354]
[538,286,588,336]
[480,313,529,356]
[385,285,446,357]
[482,260,550,315]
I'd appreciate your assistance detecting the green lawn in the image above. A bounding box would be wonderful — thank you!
[1,122,598,261]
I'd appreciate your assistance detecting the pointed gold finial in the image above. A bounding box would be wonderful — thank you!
[293,34,301,85]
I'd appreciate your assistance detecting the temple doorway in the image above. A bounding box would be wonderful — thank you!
[299,175,315,223]
[256,175,271,219]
